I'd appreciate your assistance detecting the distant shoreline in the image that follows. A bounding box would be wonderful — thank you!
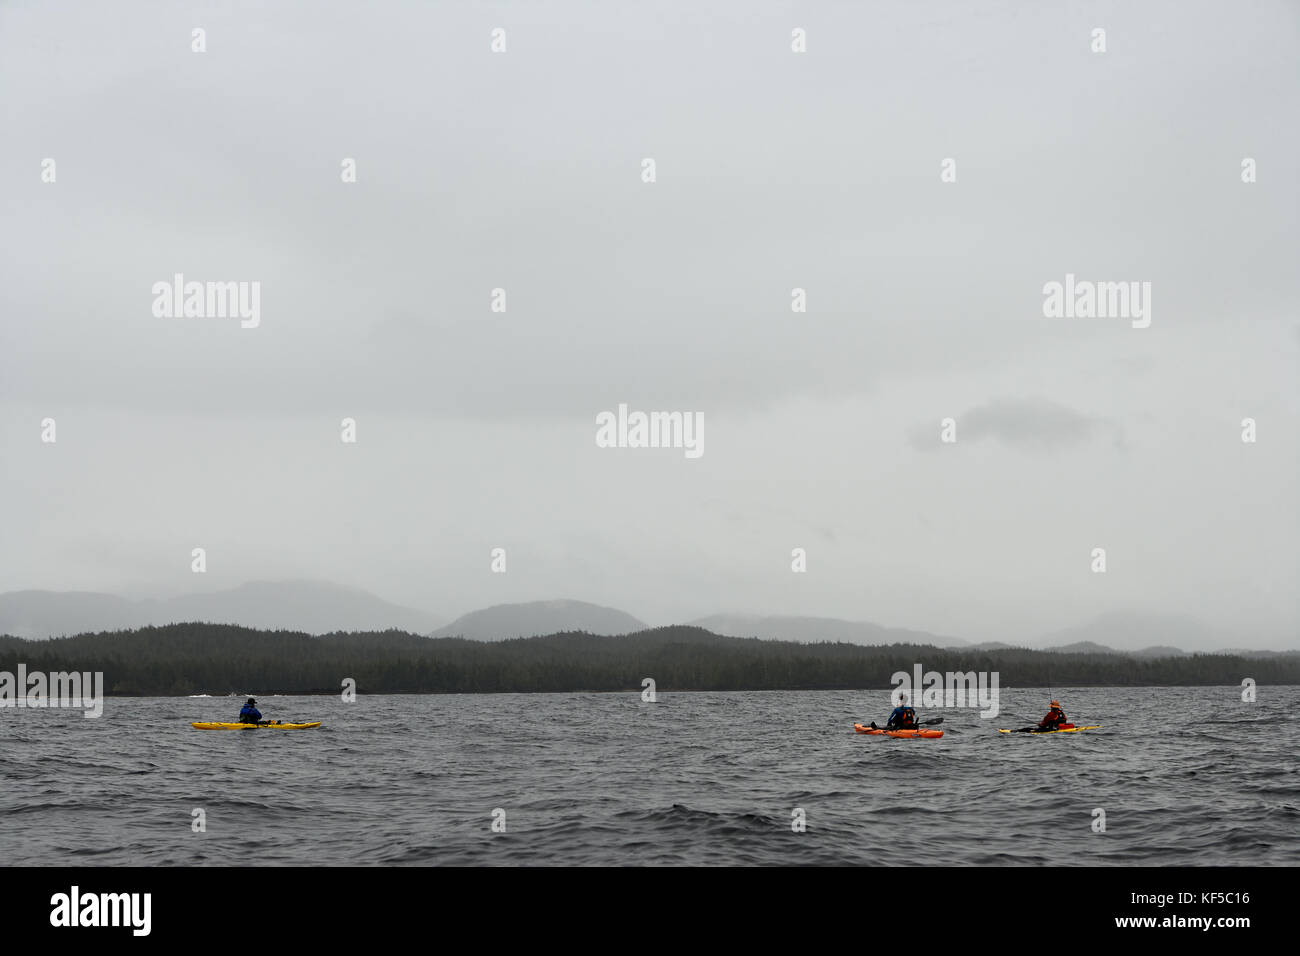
[3,623,1295,696]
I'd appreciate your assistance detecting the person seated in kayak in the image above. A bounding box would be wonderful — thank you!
[886,695,918,730]
[1037,700,1067,731]
[239,698,263,725]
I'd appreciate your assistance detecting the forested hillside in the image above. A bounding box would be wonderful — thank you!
[1,624,1292,696]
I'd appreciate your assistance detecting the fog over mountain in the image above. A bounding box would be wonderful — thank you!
[430,600,647,642]
[5,580,1290,656]
[1037,610,1244,654]
[0,581,443,639]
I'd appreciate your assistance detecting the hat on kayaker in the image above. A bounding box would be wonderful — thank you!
[1050,700,1061,708]
[247,697,257,705]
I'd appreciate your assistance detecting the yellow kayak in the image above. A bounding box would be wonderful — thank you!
[191,721,322,730]
[998,724,1101,734]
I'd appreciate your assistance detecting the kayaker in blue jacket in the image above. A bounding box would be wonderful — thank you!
[885,694,918,729]
[239,698,263,725]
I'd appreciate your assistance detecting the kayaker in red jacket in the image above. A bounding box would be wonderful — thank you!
[1037,700,1067,730]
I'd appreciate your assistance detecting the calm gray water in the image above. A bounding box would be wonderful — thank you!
[1,687,1296,865]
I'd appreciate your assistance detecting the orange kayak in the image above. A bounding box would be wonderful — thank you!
[854,723,943,738]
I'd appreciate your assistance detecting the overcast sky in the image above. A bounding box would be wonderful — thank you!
[1,1,1296,646]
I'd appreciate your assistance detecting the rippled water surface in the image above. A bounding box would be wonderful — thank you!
[2,687,1296,865]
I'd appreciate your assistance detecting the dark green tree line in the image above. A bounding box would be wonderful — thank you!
[0,623,1293,696]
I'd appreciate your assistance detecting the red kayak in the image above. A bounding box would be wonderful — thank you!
[854,723,943,739]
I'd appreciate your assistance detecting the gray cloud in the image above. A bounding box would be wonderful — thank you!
[909,397,1124,451]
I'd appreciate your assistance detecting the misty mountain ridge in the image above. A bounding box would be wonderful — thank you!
[1,588,1290,656]
[0,580,444,639]
[688,613,970,648]
[1042,641,1123,655]
[1036,610,1245,654]
[430,600,648,641]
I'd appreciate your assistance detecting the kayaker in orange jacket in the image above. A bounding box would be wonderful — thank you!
[1038,700,1068,730]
